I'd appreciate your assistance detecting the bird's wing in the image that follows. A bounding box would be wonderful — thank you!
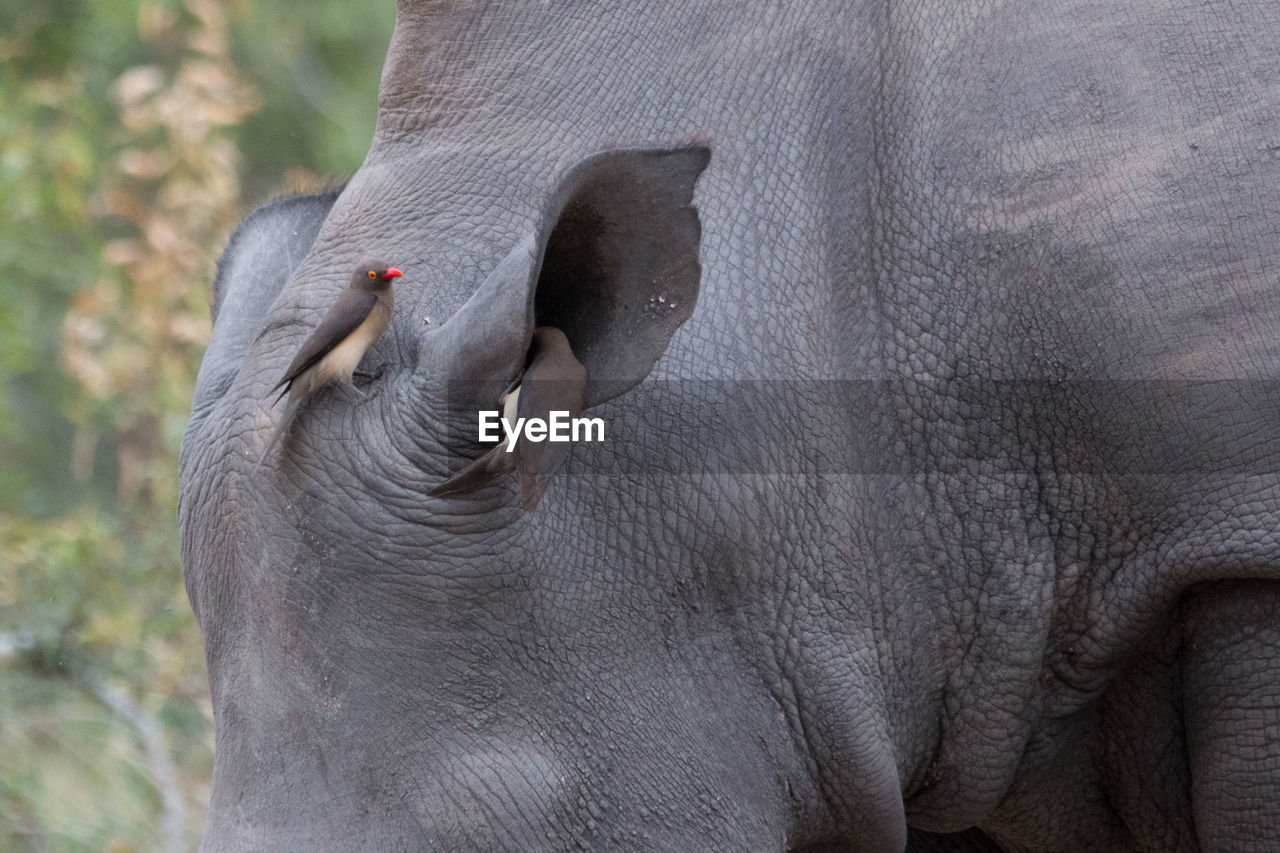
[429,328,586,509]
[427,385,522,498]
[272,289,378,392]
[516,329,586,512]
[426,445,514,498]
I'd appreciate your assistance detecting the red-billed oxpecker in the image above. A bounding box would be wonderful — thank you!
[257,259,402,468]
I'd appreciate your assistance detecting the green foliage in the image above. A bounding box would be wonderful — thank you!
[235,1,396,194]
[0,0,395,848]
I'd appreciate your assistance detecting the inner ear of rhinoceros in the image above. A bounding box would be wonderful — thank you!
[531,145,710,408]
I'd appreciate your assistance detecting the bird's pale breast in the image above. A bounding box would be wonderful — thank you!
[315,299,392,385]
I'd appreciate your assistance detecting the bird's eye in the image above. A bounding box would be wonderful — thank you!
[368,271,377,280]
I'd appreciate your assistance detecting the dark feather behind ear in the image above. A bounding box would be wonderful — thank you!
[513,327,586,511]
[430,327,586,511]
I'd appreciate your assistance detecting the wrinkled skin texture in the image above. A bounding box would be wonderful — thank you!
[181,1,1280,850]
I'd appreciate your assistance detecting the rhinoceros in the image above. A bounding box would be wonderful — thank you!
[181,1,1280,849]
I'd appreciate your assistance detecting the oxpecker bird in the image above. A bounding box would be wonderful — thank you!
[257,259,402,467]
[431,326,586,511]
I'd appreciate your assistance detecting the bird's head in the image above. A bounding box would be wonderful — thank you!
[352,258,404,291]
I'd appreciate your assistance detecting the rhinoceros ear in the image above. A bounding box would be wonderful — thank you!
[430,146,710,409]
[533,145,710,407]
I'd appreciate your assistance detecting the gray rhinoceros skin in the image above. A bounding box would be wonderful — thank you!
[181,2,1280,850]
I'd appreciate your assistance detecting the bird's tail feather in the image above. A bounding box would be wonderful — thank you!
[427,446,513,498]
[254,390,305,472]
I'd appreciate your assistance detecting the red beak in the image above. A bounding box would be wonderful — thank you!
[383,267,404,280]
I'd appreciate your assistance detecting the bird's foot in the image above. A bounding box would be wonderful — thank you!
[352,364,386,402]
[353,363,385,386]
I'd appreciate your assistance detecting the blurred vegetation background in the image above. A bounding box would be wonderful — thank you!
[0,0,395,848]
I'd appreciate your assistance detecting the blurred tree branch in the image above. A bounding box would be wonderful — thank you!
[63,0,258,505]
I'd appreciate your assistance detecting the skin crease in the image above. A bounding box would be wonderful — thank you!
[181,2,1280,851]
